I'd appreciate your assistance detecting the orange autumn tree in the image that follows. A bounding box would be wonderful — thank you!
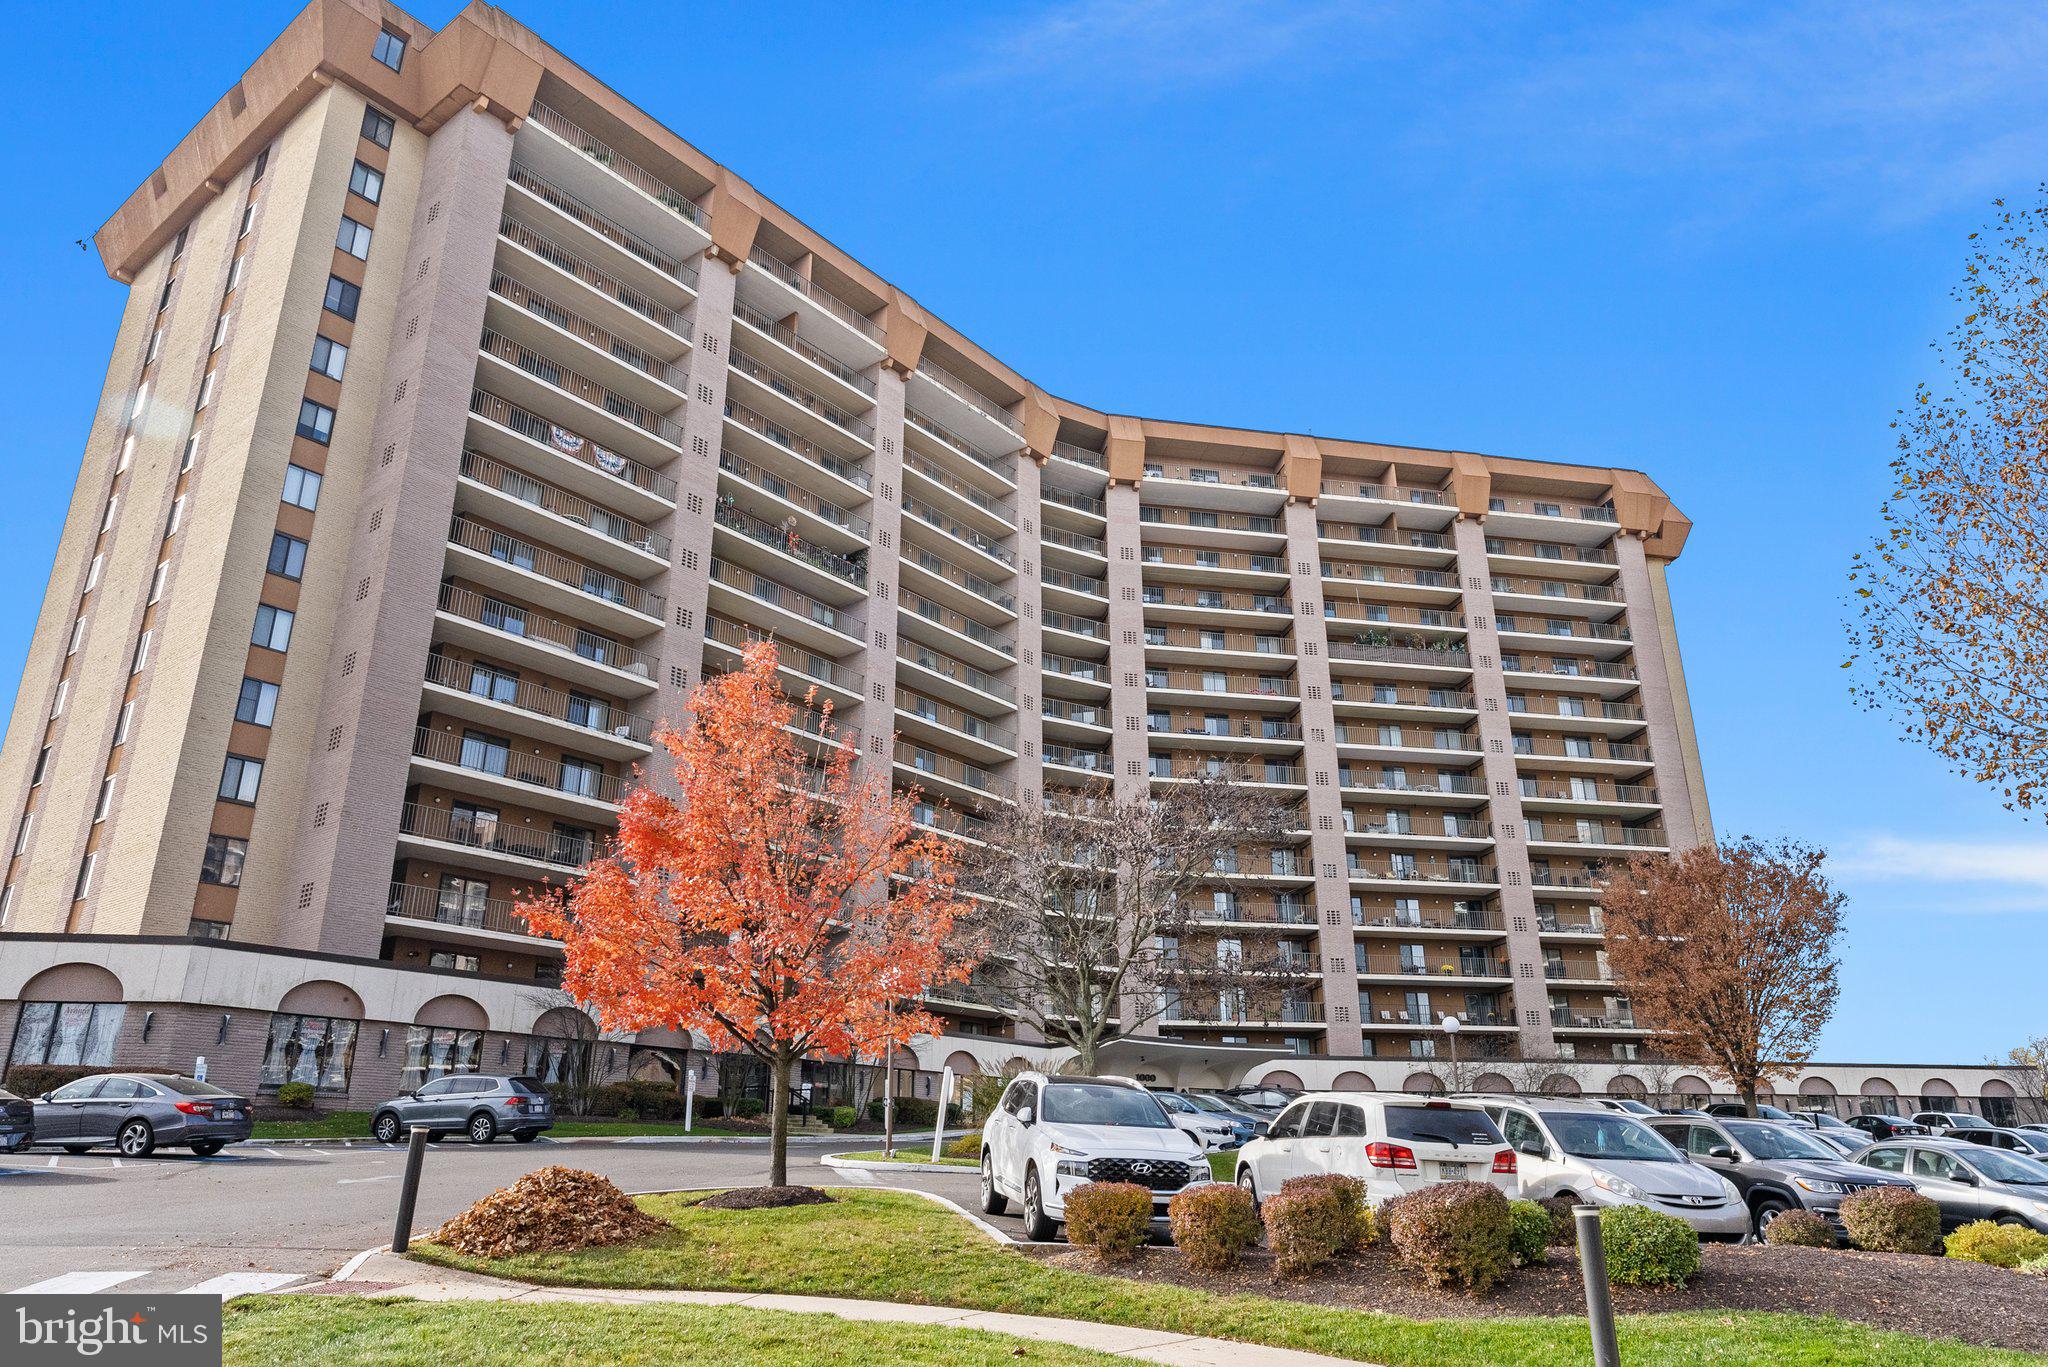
[520,640,974,1187]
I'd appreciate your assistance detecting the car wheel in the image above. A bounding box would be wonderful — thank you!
[1236,1167,1259,1212]
[372,1112,402,1145]
[980,1150,1009,1216]
[1021,1166,1058,1242]
[468,1111,497,1145]
[1994,1213,2028,1227]
[190,1141,224,1157]
[1752,1199,1793,1239]
[513,1130,540,1143]
[117,1119,156,1158]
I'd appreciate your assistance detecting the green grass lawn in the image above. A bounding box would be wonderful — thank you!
[409,1188,2027,1367]
[1208,1149,1238,1182]
[222,1295,1126,1365]
[250,1112,764,1141]
[833,1148,977,1167]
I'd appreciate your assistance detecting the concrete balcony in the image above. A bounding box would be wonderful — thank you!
[522,103,711,255]
[455,449,668,578]
[446,516,664,638]
[503,162,696,313]
[422,653,652,760]
[466,388,676,523]
[386,880,563,952]
[434,583,657,696]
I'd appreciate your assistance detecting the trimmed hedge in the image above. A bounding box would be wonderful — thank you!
[1064,1182,1153,1264]
[1507,1199,1551,1266]
[275,1081,317,1110]
[1944,1220,2048,1269]
[4,1064,121,1097]
[941,1131,982,1159]
[1599,1205,1701,1288]
[865,1097,963,1127]
[1762,1209,1835,1248]
[1838,1187,1943,1255]
[2019,1253,2048,1277]
[733,1097,766,1119]
[1278,1174,1372,1252]
[1168,1182,1261,1273]
[1263,1184,1355,1278]
[827,1106,858,1130]
[1540,1195,1579,1246]
[1384,1182,1514,1292]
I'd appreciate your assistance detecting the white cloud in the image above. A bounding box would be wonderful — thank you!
[1834,834,2048,907]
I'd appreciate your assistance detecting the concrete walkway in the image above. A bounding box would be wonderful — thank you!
[316,1250,1372,1366]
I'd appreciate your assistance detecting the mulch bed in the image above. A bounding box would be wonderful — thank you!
[694,1185,835,1211]
[1034,1242,2048,1354]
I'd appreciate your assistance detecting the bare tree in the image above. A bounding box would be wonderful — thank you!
[1493,1052,1593,1099]
[1848,193,2048,813]
[1997,1034,2048,1117]
[962,771,1295,1074]
[1602,838,1847,1116]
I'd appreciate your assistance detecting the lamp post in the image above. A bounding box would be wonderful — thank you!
[1441,1014,1462,1092]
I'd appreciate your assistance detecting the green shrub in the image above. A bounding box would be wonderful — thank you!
[1063,1182,1154,1264]
[827,1106,858,1130]
[1838,1187,1943,1255]
[865,1097,963,1127]
[274,1081,317,1110]
[1263,1186,1354,1278]
[1168,1183,1261,1273]
[941,1131,982,1159]
[1278,1174,1372,1251]
[1762,1209,1835,1248]
[1384,1181,1514,1292]
[1507,1199,1552,1266]
[692,1094,722,1120]
[733,1097,766,1119]
[2018,1253,2048,1277]
[4,1064,117,1097]
[1540,1195,1580,1246]
[1599,1205,1701,1288]
[1944,1220,2048,1269]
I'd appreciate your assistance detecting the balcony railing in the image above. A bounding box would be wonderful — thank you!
[711,558,846,631]
[1339,685,1476,710]
[498,215,691,329]
[1511,699,1645,722]
[449,516,664,619]
[746,246,881,341]
[387,880,558,940]
[1050,440,1106,470]
[1526,822,1668,847]
[898,688,1016,750]
[1486,538,1617,566]
[731,299,876,396]
[1151,717,1304,742]
[1354,906,1505,932]
[1346,859,1497,885]
[1492,578,1623,604]
[425,653,653,745]
[1537,912,1607,935]
[1044,653,1106,682]
[1041,609,1105,640]
[1159,761,1306,785]
[1496,617,1632,643]
[903,448,1012,522]
[1043,743,1109,771]
[1358,956,1511,979]
[1321,564,1456,590]
[459,450,670,558]
[901,588,1015,655]
[1333,725,1477,750]
[1510,659,1639,683]
[905,496,1014,565]
[729,345,875,443]
[914,356,1022,434]
[478,328,687,450]
[438,583,654,677]
[1327,640,1471,669]
[901,641,1015,703]
[1514,738,1651,763]
[1042,698,1107,727]
[1043,487,1105,517]
[1318,480,1451,505]
[1340,771,1485,797]
[1351,816,1491,838]
[469,389,677,503]
[528,102,707,225]
[398,800,599,871]
[1520,779,1658,803]
[895,742,1015,798]
[723,398,870,490]
[1488,495,1618,523]
[413,725,626,804]
[703,616,860,691]
[1318,523,1449,551]
[904,406,1016,479]
[718,450,869,537]
[506,163,687,279]
[488,273,685,389]
[906,545,1015,611]
[714,499,867,584]
[1040,566,1106,599]
[1146,670,1296,698]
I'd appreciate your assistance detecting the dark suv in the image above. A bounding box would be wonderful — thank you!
[371,1074,555,1144]
[0,1085,34,1155]
[1648,1114,1915,1239]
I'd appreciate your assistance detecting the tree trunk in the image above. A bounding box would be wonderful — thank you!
[882,1049,896,1159]
[768,1051,793,1188]
[1072,1030,1097,1076]
[1738,1079,1758,1118]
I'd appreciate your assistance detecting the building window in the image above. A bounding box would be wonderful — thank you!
[259,1013,358,1091]
[218,754,264,804]
[372,28,407,72]
[93,775,115,823]
[190,919,231,941]
[200,833,248,887]
[49,679,68,719]
[31,747,49,786]
[197,370,217,410]
[335,216,372,260]
[347,160,384,205]
[283,464,324,512]
[235,677,280,726]
[148,563,168,603]
[164,495,185,536]
[113,701,135,745]
[428,951,481,973]
[252,604,295,652]
[7,1002,126,1068]
[309,336,348,381]
[250,147,270,183]
[73,853,97,901]
[212,312,232,351]
[296,399,336,445]
[322,276,360,321]
[524,1036,589,1088]
[130,630,152,674]
[361,107,395,149]
[66,618,86,655]
[402,1026,482,1088]
[11,813,31,856]
[435,874,492,926]
[182,432,201,471]
[267,532,310,580]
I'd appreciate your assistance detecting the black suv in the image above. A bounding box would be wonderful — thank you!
[1649,1114,1915,1239]
[1845,1114,1927,1141]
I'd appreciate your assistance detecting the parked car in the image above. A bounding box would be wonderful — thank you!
[1588,1097,1661,1117]
[1912,1111,1997,1137]
[1790,1109,1866,1139]
[1480,1098,1749,1239]
[1855,1137,2048,1232]
[1646,1114,1913,1239]
[1950,1126,2048,1158]
[0,1085,34,1155]
[1173,1091,1267,1144]
[1216,1085,1300,1117]
[1152,1091,1240,1150]
[2018,1123,2048,1135]
[31,1074,252,1156]
[1843,1114,1928,1141]
[1806,1129,1865,1158]
[1236,1094,1514,1207]
[371,1074,555,1145]
[980,1073,1208,1241]
[1703,1102,1800,1122]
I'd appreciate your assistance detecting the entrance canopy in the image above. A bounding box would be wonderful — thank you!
[1086,1037,1295,1091]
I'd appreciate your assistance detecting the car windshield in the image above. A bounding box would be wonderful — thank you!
[1041,1083,1172,1128]
[1156,1094,1194,1113]
[1543,1112,1680,1162]
[1965,1148,2048,1185]
[1724,1121,1839,1161]
[1943,1114,1993,1129]
[1185,1095,1233,1114]
[2012,1133,2048,1155]
[1811,1113,1854,1129]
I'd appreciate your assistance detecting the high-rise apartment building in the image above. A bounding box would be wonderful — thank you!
[0,0,1707,1107]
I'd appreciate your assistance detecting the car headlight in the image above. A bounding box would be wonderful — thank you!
[1592,1172,1644,1200]
[1056,1160,1090,1177]
[1047,1141,1090,1157]
[1717,1176,1741,1201]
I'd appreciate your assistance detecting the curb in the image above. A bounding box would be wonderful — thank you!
[821,1153,973,1176]
[250,1131,937,1148]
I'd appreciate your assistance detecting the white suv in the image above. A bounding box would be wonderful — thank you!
[1481,1097,1749,1240]
[980,1073,1210,1241]
[1235,1093,1518,1205]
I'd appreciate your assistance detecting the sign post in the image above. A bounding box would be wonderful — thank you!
[931,1066,955,1162]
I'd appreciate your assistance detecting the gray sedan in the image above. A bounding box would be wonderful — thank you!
[1855,1137,2048,1232]
[371,1074,555,1144]
[33,1074,252,1157]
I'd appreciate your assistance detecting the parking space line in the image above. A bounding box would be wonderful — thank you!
[336,1174,397,1185]
[179,1272,308,1299]
[12,1271,148,1295]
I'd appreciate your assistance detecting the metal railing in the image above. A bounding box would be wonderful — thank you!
[901,588,1015,655]
[1050,440,1105,470]
[703,616,861,691]
[1488,495,1618,523]
[898,688,1017,750]
[1044,653,1107,682]
[745,246,881,341]
[1043,487,1105,517]
[1042,743,1109,771]
[438,583,655,677]
[488,272,685,389]
[710,558,846,631]
[1511,699,1645,722]
[469,389,677,503]
[722,399,870,490]
[1508,659,1639,682]
[1333,725,1478,750]
[900,641,1015,702]
[1339,771,1485,796]
[478,328,687,450]
[1041,566,1106,598]
[448,516,664,619]
[1040,525,1105,557]
[387,879,556,940]
[459,450,670,559]
[905,545,1015,611]
[718,449,869,537]
[904,406,1017,480]
[1346,858,1498,884]
[1495,616,1632,642]
[895,741,1015,798]
[1526,822,1668,847]
[1042,698,1107,726]
[1321,564,1456,590]
[902,448,1013,522]
[1327,640,1471,669]
[1336,684,1476,710]
[1354,906,1504,932]
[1352,816,1491,838]
[398,800,598,871]
[905,496,1014,566]
[424,653,653,745]
[1486,537,1618,566]
[1358,955,1512,978]
[1146,670,1295,698]
[1318,480,1451,505]
[914,356,1023,434]
[527,103,706,224]
[412,725,626,804]
[1150,717,1303,742]
[1492,578,1623,604]
[1142,586,1288,613]
[729,345,875,443]
[506,163,686,279]
[1041,609,1105,640]
[1537,911,1607,934]
[1318,523,1449,551]
[731,299,876,396]
[1520,779,1659,803]
[1514,737,1651,762]
[498,215,691,328]
[714,499,867,584]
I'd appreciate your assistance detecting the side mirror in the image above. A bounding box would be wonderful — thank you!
[1517,1139,1547,1159]
[1954,1171,1979,1187]
[38,1093,51,1102]
[1706,1144,1737,1162]
[1016,1106,1035,1127]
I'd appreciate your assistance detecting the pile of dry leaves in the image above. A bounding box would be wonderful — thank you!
[430,1166,668,1258]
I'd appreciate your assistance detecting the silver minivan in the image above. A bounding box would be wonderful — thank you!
[371,1074,554,1144]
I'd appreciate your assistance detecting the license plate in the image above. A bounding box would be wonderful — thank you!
[1437,1162,1469,1180]
[217,1109,241,1120]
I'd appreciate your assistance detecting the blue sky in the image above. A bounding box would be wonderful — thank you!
[4,1,2046,1062]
